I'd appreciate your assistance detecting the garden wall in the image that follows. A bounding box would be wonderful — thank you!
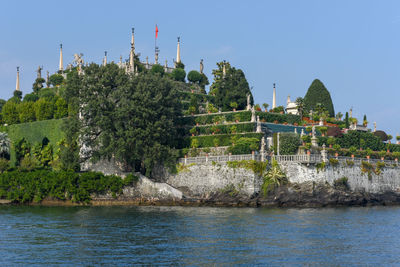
[166,163,262,197]
[280,162,400,193]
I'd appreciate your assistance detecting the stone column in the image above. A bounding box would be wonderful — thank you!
[59,44,63,72]
[251,106,256,122]
[246,94,251,111]
[176,37,181,63]
[15,66,20,91]
[272,83,276,109]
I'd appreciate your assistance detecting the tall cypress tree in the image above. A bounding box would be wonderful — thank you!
[345,112,349,129]
[304,79,335,117]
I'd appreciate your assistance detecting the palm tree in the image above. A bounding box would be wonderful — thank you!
[335,112,343,121]
[262,159,286,195]
[295,97,304,118]
[0,132,10,159]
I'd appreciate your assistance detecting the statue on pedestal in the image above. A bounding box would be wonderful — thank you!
[36,66,42,79]
[251,106,256,122]
[246,94,251,111]
[200,59,204,74]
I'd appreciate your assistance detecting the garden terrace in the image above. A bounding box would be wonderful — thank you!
[179,110,302,126]
[188,122,256,136]
[180,132,264,149]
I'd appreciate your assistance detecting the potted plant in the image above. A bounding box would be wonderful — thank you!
[234,114,241,123]
[262,103,269,112]
[327,137,335,148]
[230,101,238,112]
[379,150,386,161]
[393,152,400,162]
[319,126,328,137]
[255,104,262,112]
[306,126,313,136]
[366,148,373,160]
[396,135,400,145]
[230,125,237,134]
[387,134,393,144]
[349,146,357,159]
[333,144,341,158]
[189,127,197,136]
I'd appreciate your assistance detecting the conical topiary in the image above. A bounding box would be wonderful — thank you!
[304,79,335,117]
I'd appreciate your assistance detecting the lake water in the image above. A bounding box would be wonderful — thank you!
[0,205,399,266]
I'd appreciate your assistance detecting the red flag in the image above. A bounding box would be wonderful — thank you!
[155,24,159,38]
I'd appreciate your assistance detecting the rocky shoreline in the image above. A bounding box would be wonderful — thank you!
[2,182,400,208]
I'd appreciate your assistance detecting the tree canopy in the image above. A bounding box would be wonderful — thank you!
[304,79,335,117]
[210,61,253,111]
[77,63,182,176]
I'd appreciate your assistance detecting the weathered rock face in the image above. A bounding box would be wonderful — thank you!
[280,162,400,194]
[165,163,262,198]
[93,174,183,205]
[84,159,400,207]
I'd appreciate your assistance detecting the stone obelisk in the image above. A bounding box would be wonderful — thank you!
[129,28,135,73]
[103,51,107,66]
[16,67,20,91]
[272,83,276,109]
[59,44,63,72]
[176,37,181,63]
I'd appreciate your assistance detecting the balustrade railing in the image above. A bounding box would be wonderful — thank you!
[178,153,400,167]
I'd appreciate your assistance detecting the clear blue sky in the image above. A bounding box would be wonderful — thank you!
[1,0,399,138]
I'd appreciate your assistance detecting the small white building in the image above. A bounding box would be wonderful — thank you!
[285,96,299,115]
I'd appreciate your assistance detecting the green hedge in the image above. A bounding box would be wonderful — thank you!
[0,169,138,203]
[191,123,255,135]
[256,111,301,124]
[279,132,301,155]
[179,111,252,126]
[0,119,65,166]
[184,133,264,148]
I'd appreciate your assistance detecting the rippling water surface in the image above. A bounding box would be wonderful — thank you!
[1,205,400,265]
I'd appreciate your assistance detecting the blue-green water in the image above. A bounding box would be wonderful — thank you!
[0,206,399,266]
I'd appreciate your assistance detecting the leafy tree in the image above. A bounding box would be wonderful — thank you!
[54,98,68,119]
[0,99,6,111]
[38,88,56,99]
[210,61,253,111]
[199,73,209,92]
[49,74,64,87]
[187,70,202,84]
[304,79,335,117]
[175,62,185,69]
[1,100,19,124]
[23,93,39,102]
[151,64,164,75]
[171,68,186,82]
[18,101,36,123]
[345,112,349,128]
[78,63,182,177]
[60,69,82,171]
[14,138,31,165]
[12,90,23,102]
[34,98,55,120]
[32,77,45,94]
